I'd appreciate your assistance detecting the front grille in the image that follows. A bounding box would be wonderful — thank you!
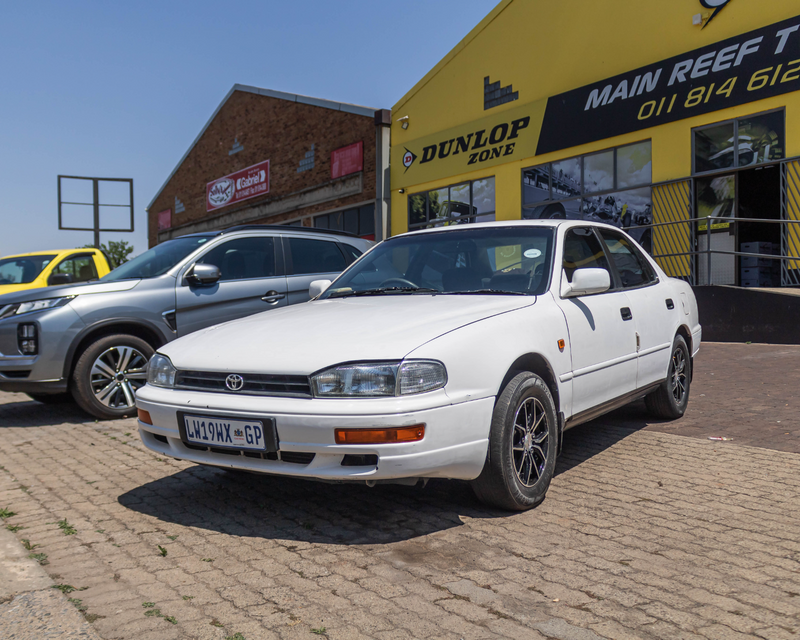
[182,441,309,464]
[175,370,311,397]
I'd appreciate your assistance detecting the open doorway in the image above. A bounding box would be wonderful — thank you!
[738,165,781,287]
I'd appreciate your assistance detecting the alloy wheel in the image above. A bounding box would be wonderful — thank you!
[670,347,687,404]
[511,396,549,487]
[90,346,148,410]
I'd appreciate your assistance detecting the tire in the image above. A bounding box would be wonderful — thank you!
[645,334,691,419]
[26,393,73,405]
[471,372,558,511]
[71,334,154,420]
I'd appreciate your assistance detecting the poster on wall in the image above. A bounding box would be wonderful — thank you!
[331,141,363,179]
[537,14,800,155]
[206,160,270,212]
[157,208,171,231]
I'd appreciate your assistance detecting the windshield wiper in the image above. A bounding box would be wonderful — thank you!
[444,289,530,296]
[328,286,439,298]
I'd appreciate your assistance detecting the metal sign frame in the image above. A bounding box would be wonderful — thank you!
[58,175,134,247]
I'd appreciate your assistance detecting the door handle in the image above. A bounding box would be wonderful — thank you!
[262,291,286,303]
[620,307,633,321]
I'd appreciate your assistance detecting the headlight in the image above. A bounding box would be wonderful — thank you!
[147,354,177,388]
[311,360,447,397]
[0,296,75,319]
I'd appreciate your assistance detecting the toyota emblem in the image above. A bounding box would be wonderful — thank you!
[225,374,244,391]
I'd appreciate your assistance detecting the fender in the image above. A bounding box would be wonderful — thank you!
[62,317,172,380]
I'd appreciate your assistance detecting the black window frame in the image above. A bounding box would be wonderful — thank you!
[407,177,496,231]
[691,108,786,176]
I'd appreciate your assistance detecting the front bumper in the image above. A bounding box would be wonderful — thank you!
[135,385,495,482]
[0,305,84,393]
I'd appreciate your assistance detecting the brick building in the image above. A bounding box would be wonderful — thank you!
[147,84,391,247]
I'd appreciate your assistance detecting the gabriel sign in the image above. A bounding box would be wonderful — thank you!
[206,160,270,212]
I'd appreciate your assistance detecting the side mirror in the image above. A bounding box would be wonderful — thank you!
[309,279,332,299]
[48,273,73,286]
[186,263,221,286]
[562,268,610,298]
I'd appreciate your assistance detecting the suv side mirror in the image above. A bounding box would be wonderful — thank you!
[186,263,221,286]
[48,273,73,286]
[562,268,610,298]
[309,279,332,299]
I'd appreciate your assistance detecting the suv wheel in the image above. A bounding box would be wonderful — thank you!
[71,334,153,420]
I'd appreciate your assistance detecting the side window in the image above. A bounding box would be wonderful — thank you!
[52,254,98,283]
[598,229,657,288]
[339,243,363,266]
[562,228,611,283]
[286,238,346,275]
[198,237,276,281]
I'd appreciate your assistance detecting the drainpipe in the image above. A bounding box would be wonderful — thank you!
[374,109,392,241]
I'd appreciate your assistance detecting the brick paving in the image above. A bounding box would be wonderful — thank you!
[0,342,798,640]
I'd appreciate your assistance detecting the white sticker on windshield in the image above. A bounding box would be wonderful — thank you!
[523,249,542,259]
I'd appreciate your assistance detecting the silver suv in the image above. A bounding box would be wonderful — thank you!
[0,225,371,419]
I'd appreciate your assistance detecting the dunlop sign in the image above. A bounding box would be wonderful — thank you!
[392,99,546,189]
[537,15,800,155]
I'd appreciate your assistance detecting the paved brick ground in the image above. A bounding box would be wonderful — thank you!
[0,342,798,640]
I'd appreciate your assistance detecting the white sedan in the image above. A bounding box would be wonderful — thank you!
[136,220,700,511]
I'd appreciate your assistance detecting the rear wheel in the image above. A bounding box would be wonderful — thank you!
[471,372,558,511]
[71,334,153,420]
[645,335,691,419]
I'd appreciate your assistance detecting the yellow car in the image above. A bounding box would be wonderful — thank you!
[0,249,112,296]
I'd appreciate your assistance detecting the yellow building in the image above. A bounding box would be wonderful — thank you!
[390,0,800,288]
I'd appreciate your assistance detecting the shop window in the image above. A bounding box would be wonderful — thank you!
[693,110,784,174]
[583,150,614,194]
[407,177,496,230]
[315,204,375,239]
[522,141,652,252]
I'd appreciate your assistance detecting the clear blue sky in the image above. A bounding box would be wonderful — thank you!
[0,0,498,257]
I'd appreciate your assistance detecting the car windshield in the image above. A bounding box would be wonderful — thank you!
[321,226,555,299]
[0,255,57,285]
[101,236,213,281]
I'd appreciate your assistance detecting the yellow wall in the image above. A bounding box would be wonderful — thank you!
[390,0,800,236]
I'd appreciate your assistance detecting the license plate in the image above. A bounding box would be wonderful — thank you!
[180,413,278,452]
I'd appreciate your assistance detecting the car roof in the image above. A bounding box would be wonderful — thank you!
[396,219,630,239]
[0,248,100,259]
[173,225,359,241]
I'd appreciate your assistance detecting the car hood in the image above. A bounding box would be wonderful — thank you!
[0,279,141,305]
[162,295,536,374]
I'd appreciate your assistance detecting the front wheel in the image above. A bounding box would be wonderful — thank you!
[471,372,558,511]
[71,334,153,420]
[645,334,691,419]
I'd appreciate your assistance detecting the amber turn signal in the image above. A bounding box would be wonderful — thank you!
[335,425,425,445]
[137,408,153,425]
[557,339,565,352]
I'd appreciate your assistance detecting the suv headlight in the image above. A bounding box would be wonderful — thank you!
[310,360,447,398]
[147,354,177,388]
[0,296,75,319]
